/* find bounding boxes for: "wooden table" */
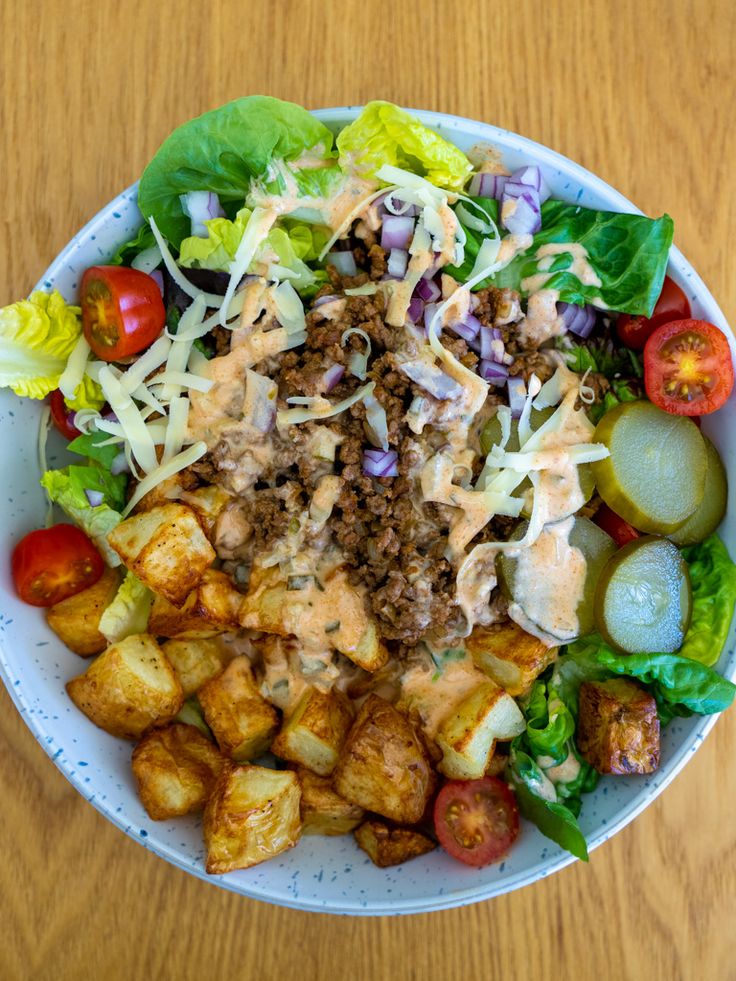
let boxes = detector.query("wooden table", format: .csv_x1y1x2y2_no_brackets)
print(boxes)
2,1,735,978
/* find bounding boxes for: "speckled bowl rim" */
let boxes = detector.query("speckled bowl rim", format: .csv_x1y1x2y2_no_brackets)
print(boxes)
1,106,734,915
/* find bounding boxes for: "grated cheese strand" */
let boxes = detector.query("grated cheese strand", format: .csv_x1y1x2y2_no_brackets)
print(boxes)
58,335,93,402
97,365,158,473
122,441,208,516
219,207,277,327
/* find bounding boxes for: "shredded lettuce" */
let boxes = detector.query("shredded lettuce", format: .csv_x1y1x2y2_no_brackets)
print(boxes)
0,291,104,408
677,536,736,667
99,571,154,643
40,468,121,565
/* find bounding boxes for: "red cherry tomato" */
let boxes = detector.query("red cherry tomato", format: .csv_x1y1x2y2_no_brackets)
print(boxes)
11,525,104,607
81,265,165,361
643,318,734,416
616,276,691,351
434,777,520,867
49,389,81,441
594,503,640,547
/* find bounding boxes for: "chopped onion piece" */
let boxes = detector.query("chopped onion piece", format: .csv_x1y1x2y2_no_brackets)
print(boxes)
381,216,415,251
415,277,441,303
469,173,507,199
84,489,105,508
131,244,163,275
314,293,340,307
558,301,596,338
243,369,277,433
110,450,130,476
479,360,509,385
507,376,527,418
399,360,462,400
510,166,551,204
363,448,398,478
387,248,408,279
326,251,357,277
363,392,389,451
180,191,225,237
321,363,345,393
407,296,424,324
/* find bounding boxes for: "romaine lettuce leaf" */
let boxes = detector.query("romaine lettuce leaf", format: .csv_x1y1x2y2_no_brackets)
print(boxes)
40,469,122,565
66,429,128,511
138,96,335,246
99,571,153,643
680,535,736,667
0,290,104,407
336,101,472,190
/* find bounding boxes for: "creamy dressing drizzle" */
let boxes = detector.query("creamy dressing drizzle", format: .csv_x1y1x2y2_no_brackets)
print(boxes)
399,654,489,740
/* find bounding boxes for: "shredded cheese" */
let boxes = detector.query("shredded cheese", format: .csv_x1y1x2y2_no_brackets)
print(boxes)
149,217,224,308
219,207,278,327
277,381,375,427
272,281,306,334
58,335,93,402
97,365,158,473
122,441,208,516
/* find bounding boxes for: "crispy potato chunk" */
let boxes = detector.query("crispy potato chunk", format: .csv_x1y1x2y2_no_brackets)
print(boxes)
577,679,660,775
436,680,525,780
354,819,436,867
467,621,558,697
179,486,232,540
45,567,121,657
333,695,434,824
161,637,231,698
132,722,226,819
198,655,279,761
271,687,354,776
297,767,364,836
66,633,183,739
107,503,215,607
149,569,242,638
204,764,301,873
133,471,199,513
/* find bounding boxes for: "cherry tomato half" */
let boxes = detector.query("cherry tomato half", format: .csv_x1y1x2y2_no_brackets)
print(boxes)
81,265,165,361
644,318,734,416
594,503,640,547
616,276,691,351
434,777,520,867
49,389,82,441
11,525,104,607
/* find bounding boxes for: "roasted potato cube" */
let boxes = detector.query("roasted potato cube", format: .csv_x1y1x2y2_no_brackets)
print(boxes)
354,819,436,867
45,567,121,657
107,503,215,606
467,621,558,697
131,722,226,819
198,655,279,760
66,633,183,739
333,694,434,824
297,767,364,835
161,637,231,697
436,680,525,780
180,486,232,539
271,687,354,776
203,764,301,873
149,569,242,639
133,471,199,513
577,679,660,775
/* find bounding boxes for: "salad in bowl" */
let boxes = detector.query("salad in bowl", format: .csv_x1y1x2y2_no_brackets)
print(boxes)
2,97,735,888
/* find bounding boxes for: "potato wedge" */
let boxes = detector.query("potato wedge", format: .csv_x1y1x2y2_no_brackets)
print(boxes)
179,485,232,540
161,637,231,698
297,768,364,836
131,722,226,819
148,569,242,638
354,819,436,867
436,680,525,780
46,567,121,657
333,695,433,824
577,678,660,775
107,503,215,606
204,764,301,873
66,633,183,739
271,687,354,776
467,621,558,697
198,655,279,761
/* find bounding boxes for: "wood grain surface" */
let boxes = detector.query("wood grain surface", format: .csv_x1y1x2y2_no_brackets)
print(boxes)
2,1,735,979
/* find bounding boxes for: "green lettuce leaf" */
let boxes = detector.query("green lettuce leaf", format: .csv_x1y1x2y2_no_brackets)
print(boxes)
0,290,104,407
521,679,575,765
336,101,472,190
138,96,335,246
110,223,156,266
175,697,214,739
40,469,122,565
680,535,736,667
448,200,674,316
98,571,154,643
65,429,128,511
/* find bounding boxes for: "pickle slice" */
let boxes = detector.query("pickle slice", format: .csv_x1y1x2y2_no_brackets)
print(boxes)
595,536,692,653
668,436,727,546
497,516,616,642
592,401,707,534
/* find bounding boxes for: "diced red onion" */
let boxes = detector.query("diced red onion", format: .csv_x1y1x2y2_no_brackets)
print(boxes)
84,489,105,508
507,377,528,418
407,297,424,324
381,215,415,251
363,448,399,478
387,248,408,279
326,251,357,277
469,173,507,199
501,189,542,235
479,327,494,361
490,338,506,364
149,269,164,294
399,360,462,400
321,363,345,393
384,193,419,218
479,360,510,385
244,371,277,434
510,166,551,204
423,303,439,333
415,277,441,303
110,451,130,476
558,302,597,338
180,191,225,237
314,293,340,308
448,314,481,344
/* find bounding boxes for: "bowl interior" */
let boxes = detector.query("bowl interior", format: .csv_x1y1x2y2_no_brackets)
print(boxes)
1,108,734,914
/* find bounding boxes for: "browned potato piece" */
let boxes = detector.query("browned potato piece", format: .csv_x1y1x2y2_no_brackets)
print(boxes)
107,503,215,607
133,471,200,513
66,633,183,739
354,819,436,867
333,695,434,824
198,656,279,761
179,486,232,540
161,637,231,697
577,679,660,775
436,680,525,780
271,687,354,776
148,569,242,638
204,764,301,873
297,767,364,836
467,621,558,697
45,567,121,657
132,722,226,819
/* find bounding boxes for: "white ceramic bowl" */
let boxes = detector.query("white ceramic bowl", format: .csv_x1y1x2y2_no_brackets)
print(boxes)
1,108,734,915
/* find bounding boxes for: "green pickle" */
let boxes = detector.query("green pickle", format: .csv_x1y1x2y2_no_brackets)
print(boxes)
591,401,707,534
595,536,692,654
668,436,727,546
